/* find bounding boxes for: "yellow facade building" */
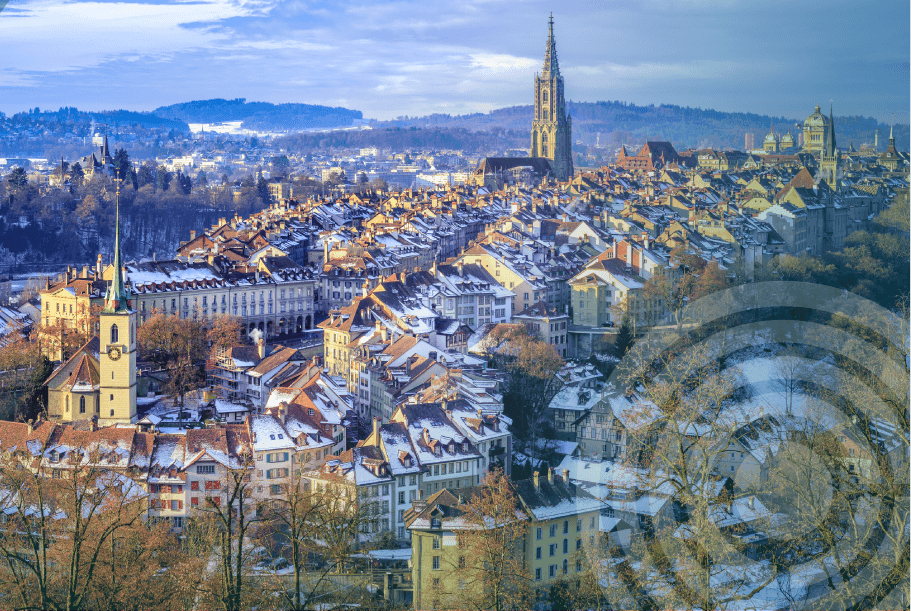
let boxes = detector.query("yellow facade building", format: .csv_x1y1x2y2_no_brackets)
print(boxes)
45,191,137,426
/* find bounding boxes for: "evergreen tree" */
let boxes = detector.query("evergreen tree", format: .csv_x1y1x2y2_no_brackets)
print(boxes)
112,148,132,180
6,166,27,190
256,175,271,205
20,355,52,421
70,162,84,183
156,166,172,191
614,315,634,357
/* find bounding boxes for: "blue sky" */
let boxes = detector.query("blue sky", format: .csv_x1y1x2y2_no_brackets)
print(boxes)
0,0,907,123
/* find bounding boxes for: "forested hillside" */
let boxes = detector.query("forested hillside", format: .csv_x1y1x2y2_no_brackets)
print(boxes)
152,99,363,131
0,169,262,272
376,101,909,152
273,126,526,153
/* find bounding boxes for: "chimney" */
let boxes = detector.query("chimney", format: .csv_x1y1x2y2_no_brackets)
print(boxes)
372,416,380,440
190,230,196,241
257,338,266,360
456,261,463,276
547,467,554,485
748,496,755,510
533,470,540,489
26,419,33,435
562,468,569,483
641,231,649,250
81,265,89,278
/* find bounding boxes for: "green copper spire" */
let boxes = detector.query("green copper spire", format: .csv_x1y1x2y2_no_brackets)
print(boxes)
543,13,560,76
825,104,837,156
104,172,131,312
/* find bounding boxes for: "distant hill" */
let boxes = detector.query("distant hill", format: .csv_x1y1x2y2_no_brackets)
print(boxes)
12,107,189,131
151,98,363,132
273,126,525,154
375,101,909,152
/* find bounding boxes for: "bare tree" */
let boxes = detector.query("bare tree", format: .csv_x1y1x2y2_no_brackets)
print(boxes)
451,468,531,611
256,470,385,611
0,448,150,611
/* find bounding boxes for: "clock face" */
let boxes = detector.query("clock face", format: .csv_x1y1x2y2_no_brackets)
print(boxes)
108,346,121,361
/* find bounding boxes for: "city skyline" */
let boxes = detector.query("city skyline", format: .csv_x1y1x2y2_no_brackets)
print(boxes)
0,1,908,124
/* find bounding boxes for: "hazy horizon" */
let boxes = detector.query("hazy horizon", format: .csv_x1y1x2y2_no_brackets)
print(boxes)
0,0,908,124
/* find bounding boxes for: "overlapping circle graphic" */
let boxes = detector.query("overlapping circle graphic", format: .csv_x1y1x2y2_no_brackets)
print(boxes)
575,282,908,611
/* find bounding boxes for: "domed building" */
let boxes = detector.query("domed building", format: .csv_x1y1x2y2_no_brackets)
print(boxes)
780,127,796,151
763,124,779,153
803,104,829,153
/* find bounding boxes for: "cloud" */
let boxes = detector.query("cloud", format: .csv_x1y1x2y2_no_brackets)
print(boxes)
0,0,906,123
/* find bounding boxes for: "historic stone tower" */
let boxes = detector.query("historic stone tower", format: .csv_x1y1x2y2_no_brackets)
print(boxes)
819,105,840,190
530,14,574,181
98,181,137,426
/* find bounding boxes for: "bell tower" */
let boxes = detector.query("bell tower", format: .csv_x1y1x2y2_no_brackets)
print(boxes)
98,175,137,425
530,14,573,181
819,105,840,190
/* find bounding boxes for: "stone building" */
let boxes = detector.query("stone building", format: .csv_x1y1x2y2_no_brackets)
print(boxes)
530,14,574,181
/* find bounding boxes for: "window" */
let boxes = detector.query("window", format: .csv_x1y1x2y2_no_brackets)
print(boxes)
549,564,557,578
432,536,440,549
576,519,582,532
110,324,118,344
549,544,556,556
535,567,542,581
432,556,440,570
197,465,214,474
79,396,86,414
563,520,569,534
549,524,557,538
563,538,569,554
563,559,568,575
191,497,199,506
458,556,465,568
399,491,406,504
191,481,199,491
536,546,542,559
577,538,582,551
536,527,542,540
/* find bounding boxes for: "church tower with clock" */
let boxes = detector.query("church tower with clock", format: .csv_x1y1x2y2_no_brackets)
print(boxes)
530,14,574,181
98,181,137,425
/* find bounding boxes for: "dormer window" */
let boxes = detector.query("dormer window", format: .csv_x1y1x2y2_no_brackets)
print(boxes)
431,517,441,529
278,434,284,439
308,409,314,416
270,434,276,440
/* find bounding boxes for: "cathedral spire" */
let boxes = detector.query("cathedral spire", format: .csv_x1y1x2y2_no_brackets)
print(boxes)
825,104,836,156
104,172,131,312
543,13,559,76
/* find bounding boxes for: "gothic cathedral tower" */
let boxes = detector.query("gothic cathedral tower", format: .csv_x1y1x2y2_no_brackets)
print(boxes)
819,105,840,190
98,180,137,425
530,14,573,181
